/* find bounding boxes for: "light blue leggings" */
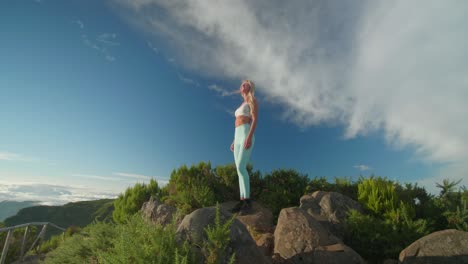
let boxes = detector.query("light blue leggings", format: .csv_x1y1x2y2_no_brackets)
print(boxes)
233,123,255,199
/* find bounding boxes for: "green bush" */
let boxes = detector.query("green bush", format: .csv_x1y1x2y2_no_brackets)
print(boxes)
357,176,398,216
258,168,308,219
43,205,237,264
203,203,236,264
113,178,161,223
164,162,218,214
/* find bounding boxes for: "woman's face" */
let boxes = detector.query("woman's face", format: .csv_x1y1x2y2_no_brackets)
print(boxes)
240,82,251,95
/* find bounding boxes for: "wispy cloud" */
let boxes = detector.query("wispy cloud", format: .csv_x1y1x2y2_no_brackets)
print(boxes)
81,33,118,62
208,84,238,97
178,73,200,87
97,33,120,46
113,172,169,185
147,41,159,53
113,172,152,180
72,173,122,182
0,151,37,162
112,0,468,193
354,164,372,171
74,20,84,29
73,20,119,62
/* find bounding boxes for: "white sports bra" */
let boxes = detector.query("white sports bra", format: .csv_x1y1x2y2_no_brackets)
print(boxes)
235,102,251,117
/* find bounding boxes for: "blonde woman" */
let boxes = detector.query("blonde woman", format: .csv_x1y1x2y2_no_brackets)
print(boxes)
230,80,258,215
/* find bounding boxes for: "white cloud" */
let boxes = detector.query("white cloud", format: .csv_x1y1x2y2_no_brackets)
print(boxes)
72,173,122,181
208,84,238,97
74,20,84,29
113,172,169,186
112,0,468,193
0,182,119,206
177,73,199,87
354,165,372,171
0,151,37,162
147,41,159,53
97,33,120,46
81,32,119,62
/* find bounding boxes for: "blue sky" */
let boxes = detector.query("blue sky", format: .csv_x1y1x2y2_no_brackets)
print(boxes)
1,0,466,205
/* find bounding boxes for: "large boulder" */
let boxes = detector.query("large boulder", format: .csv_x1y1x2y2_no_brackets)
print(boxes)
274,207,364,264
399,229,468,264
140,196,179,226
176,206,270,264
220,200,275,233
299,191,363,239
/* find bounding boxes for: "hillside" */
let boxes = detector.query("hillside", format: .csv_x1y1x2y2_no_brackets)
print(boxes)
0,200,42,221
3,198,115,239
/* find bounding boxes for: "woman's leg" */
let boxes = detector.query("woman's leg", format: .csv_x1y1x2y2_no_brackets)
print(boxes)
234,124,255,199
233,136,245,199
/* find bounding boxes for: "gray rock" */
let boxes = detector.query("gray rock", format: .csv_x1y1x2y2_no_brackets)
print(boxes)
176,206,270,264
221,200,275,233
274,207,335,259
399,229,468,264
140,196,179,226
300,191,363,239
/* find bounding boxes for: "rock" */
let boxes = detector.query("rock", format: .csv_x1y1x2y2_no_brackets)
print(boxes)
176,206,270,264
274,207,336,259
256,233,275,257
288,243,365,264
140,196,179,226
220,200,275,233
399,229,468,264
382,259,399,264
300,191,363,239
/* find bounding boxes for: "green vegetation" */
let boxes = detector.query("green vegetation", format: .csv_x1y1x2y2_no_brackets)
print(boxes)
40,204,234,264
3,199,114,241
113,178,161,223
1,161,466,264
0,200,41,222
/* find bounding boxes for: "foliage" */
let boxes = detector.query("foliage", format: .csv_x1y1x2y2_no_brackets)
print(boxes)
357,176,398,216
203,203,236,264
42,205,237,264
113,178,161,223
4,199,115,240
0,225,39,264
163,162,218,214
258,168,308,219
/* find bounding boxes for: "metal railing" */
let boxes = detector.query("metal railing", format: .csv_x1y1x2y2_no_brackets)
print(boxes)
0,222,66,264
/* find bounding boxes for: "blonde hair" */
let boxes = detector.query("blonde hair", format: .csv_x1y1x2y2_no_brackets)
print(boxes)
241,80,256,117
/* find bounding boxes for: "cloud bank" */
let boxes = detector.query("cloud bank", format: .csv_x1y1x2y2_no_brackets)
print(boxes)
111,0,468,193
0,182,119,206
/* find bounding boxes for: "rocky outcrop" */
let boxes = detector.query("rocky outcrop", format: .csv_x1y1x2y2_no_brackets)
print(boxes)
274,207,364,264
176,206,270,264
399,229,468,264
221,200,274,233
300,191,363,239
140,196,179,226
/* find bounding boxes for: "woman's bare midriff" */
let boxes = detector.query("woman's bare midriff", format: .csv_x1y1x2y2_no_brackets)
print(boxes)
235,116,252,127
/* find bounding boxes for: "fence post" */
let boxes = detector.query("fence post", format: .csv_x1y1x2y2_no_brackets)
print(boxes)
0,230,13,264
20,225,30,261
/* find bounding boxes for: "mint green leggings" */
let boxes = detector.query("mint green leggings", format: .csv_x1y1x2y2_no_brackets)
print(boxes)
233,123,255,199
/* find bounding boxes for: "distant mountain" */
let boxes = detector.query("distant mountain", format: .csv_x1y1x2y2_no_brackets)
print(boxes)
0,200,42,221
3,198,116,239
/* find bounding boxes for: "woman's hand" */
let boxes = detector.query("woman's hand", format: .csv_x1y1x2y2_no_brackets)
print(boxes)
244,136,252,149
230,142,234,152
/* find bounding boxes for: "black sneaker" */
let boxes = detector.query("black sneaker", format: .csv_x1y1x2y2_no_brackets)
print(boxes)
230,200,245,213
238,199,253,216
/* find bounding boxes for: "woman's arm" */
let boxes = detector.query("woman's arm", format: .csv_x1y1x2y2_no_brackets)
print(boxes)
247,98,258,139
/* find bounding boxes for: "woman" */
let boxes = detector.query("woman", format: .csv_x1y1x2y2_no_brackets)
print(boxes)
230,80,258,215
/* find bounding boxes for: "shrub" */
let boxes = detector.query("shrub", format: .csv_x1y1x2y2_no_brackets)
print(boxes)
258,168,308,219
112,178,161,223
357,176,398,216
